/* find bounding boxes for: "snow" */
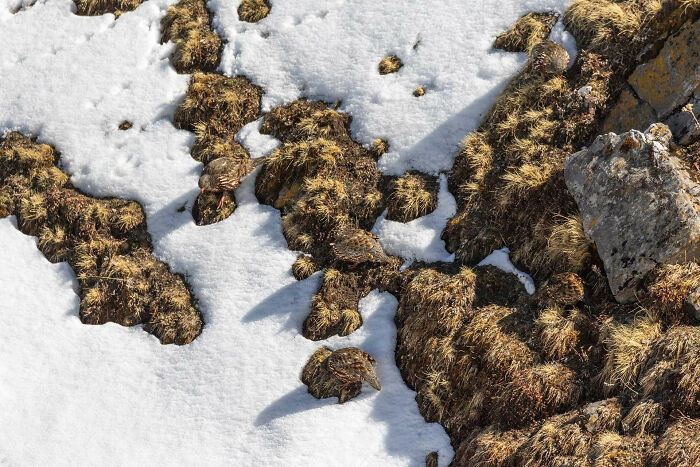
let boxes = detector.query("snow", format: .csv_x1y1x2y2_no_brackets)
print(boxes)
478,247,536,294
372,174,456,263
210,0,576,176
0,0,574,464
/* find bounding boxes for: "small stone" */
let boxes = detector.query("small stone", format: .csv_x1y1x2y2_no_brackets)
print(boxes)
413,86,425,97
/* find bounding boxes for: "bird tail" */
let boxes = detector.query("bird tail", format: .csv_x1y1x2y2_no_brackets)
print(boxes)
364,369,381,391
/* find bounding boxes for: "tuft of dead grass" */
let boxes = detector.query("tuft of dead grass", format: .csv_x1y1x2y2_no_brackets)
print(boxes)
378,55,403,75
597,316,662,395
545,214,592,273
161,0,221,73
237,0,270,22
493,12,559,52
386,172,438,222
292,254,318,280
652,417,700,466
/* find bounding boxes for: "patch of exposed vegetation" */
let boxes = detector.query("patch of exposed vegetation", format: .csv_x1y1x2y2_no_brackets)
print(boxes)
378,55,403,75
237,0,270,23
161,0,222,73
174,72,262,224
493,12,559,52
0,132,203,344
73,0,141,17
385,172,438,223
253,100,406,338
397,1,700,462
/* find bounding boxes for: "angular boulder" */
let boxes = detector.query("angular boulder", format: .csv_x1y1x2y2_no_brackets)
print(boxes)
564,123,700,302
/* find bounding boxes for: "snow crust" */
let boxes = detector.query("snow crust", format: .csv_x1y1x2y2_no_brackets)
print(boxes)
0,0,574,463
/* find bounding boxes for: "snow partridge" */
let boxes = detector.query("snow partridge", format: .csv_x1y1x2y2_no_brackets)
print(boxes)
528,40,569,78
198,156,265,209
534,272,585,306
331,228,391,265
326,347,381,391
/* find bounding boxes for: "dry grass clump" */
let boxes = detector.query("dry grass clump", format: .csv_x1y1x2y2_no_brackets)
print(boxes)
378,55,403,75
394,265,584,435
545,214,592,273
173,72,262,225
161,0,221,73
302,262,399,340
370,138,389,159
237,0,269,22
638,326,700,415
0,133,203,344
73,0,140,16
597,316,662,395
453,426,529,466
564,0,641,52
644,262,700,323
536,306,586,360
301,347,362,404
175,72,262,145
292,254,318,280
651,417,700,466
621,399,665,435
498,363,581,426
493,12,559,52
413,86,425,97
255,100,385,267
386,172,438,222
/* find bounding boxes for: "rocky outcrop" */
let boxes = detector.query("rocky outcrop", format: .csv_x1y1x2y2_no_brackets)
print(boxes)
564,123,700,302
603,19,700,145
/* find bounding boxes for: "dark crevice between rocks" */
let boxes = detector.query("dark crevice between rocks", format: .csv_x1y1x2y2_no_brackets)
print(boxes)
0,132,203,344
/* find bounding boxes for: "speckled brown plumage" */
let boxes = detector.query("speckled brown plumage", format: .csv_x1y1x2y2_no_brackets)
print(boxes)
326,347,381,391
528,40,569,78
534,272,585,306
331,228,391,265
198,156,264,208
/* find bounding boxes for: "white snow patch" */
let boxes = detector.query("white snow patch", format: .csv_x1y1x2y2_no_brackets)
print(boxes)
210,0,574,176
236,117,281,159
478,247,536,294
372,174,455,263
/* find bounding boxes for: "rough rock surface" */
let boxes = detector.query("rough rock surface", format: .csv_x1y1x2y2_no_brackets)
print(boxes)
603,19,700,144
628,19,699,119
564,123,700,302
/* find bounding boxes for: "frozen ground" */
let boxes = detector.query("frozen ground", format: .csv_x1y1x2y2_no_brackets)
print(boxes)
0,0,572,465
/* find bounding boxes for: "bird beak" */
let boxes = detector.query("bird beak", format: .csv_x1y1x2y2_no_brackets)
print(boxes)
200,188,205,194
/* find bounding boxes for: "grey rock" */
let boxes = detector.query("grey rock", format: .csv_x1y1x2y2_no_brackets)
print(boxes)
628,19,700,119
564,123,700,303
665,94,700,145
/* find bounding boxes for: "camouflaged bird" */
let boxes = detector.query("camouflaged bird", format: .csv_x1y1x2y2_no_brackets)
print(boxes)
533,272,585,307
331,228,391,265
528,40,569,78
198,156,265,209
326,347,381,392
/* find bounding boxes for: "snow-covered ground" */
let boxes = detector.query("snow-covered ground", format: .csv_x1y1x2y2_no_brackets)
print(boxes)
0,0,573,464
